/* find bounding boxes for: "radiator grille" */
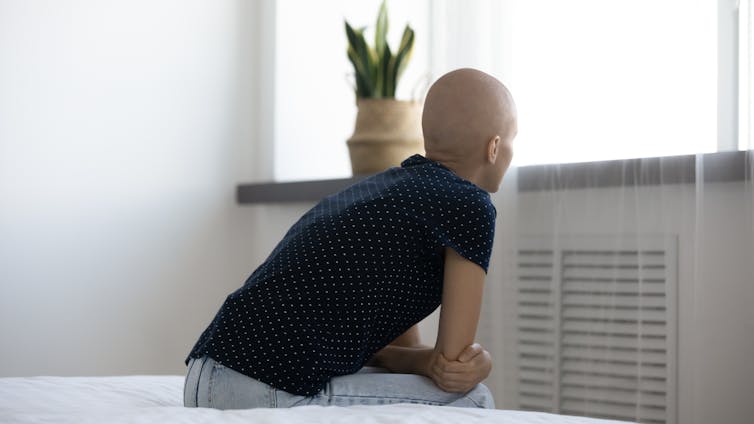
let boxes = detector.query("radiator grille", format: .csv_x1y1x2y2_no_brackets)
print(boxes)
516,235,677,424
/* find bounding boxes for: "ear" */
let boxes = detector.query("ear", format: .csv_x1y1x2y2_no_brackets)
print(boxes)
487,135,501,164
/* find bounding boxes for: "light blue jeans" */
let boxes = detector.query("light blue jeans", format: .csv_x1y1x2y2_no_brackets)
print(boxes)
184,355,495,409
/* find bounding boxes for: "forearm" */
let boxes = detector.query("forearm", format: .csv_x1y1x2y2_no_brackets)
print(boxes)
367,344,433,376
435,248,485,361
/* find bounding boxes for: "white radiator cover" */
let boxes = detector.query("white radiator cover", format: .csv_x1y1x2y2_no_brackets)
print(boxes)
515,235,678,424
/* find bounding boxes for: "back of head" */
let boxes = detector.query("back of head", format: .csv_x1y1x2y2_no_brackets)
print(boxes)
422,68,516,163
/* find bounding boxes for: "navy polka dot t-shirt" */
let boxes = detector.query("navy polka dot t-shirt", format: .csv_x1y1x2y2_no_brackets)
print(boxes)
184,154,497,396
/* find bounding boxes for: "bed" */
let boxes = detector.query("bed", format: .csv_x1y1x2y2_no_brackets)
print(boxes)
0,375,633,424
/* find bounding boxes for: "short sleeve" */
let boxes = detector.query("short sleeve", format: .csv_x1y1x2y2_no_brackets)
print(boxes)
432,187,497,273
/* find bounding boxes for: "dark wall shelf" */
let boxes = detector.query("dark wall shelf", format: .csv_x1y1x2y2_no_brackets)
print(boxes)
237,150,752,204
237,175,369,204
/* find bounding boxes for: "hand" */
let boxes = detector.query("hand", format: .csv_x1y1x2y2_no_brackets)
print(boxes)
426,343,492,393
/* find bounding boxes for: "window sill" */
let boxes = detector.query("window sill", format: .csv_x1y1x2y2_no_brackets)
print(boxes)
237,150,752,204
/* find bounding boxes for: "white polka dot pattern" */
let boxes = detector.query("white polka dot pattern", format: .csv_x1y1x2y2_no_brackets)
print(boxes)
184,154,497,396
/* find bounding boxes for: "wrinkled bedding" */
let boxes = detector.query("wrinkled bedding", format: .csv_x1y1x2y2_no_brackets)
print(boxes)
0,375,632,424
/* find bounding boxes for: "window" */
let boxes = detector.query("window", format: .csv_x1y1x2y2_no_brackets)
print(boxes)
506,0,717,166
269,0,749,180
740,0,753,150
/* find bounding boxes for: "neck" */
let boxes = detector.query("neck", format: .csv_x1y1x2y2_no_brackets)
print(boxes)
427,154,484,189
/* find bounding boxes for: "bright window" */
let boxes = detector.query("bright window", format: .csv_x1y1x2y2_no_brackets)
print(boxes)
507,0,718,166
740,0,753,150
271,1,743,179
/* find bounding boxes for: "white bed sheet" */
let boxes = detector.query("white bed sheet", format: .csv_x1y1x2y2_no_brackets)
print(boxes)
0,375,633,424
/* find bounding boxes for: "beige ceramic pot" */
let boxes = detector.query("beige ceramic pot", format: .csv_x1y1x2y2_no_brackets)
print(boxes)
346,98,425,175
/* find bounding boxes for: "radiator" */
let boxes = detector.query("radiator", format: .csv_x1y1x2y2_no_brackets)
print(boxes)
514,235,678,424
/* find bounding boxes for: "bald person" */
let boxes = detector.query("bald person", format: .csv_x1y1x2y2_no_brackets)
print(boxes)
183,68,518,410
423,68,517,193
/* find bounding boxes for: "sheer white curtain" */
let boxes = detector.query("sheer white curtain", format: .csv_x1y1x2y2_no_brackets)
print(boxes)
483,150,754,423
434,1,754,423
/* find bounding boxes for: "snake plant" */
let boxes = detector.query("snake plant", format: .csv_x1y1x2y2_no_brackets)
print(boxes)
345,0,415,99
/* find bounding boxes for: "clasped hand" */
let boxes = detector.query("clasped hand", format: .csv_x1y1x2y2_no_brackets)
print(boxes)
425,343,492,393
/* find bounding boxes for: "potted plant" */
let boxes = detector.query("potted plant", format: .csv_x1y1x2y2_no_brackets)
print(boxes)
345,0,424,175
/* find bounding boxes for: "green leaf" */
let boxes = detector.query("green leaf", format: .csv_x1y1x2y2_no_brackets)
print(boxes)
375,0,388,58
344,2,413,99
389,25,414,97
347,45,370,96
381,43,393,97
347,48,370,97
368,45,379,97
345,21,374,97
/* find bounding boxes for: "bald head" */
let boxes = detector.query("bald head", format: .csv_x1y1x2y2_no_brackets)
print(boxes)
422,68,516,162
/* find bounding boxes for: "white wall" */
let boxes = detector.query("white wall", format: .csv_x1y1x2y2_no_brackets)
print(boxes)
0,0,438,379
0,0,268,376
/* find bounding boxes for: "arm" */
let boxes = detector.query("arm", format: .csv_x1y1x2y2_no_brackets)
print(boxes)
365,248,492,389
425,247,493,392
388,324,428,348
381,245,486,358
364,324,432,372
365,336,492,390
434,247,486,360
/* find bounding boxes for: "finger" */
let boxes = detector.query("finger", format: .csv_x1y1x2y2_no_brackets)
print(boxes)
436,363,467,375
433,364,468,381
439,359,476,374
434,378,456,393
436,380,461,393
440,377,477,394
437,375,473,389
457,343,482,363
468,350,489,367
445,382,472,394
435,355,467,374
472,350,493,374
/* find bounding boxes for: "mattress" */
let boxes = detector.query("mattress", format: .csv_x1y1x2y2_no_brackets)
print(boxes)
0,375,633,424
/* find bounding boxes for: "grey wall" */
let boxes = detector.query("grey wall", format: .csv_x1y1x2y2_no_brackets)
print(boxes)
484,179,754,423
